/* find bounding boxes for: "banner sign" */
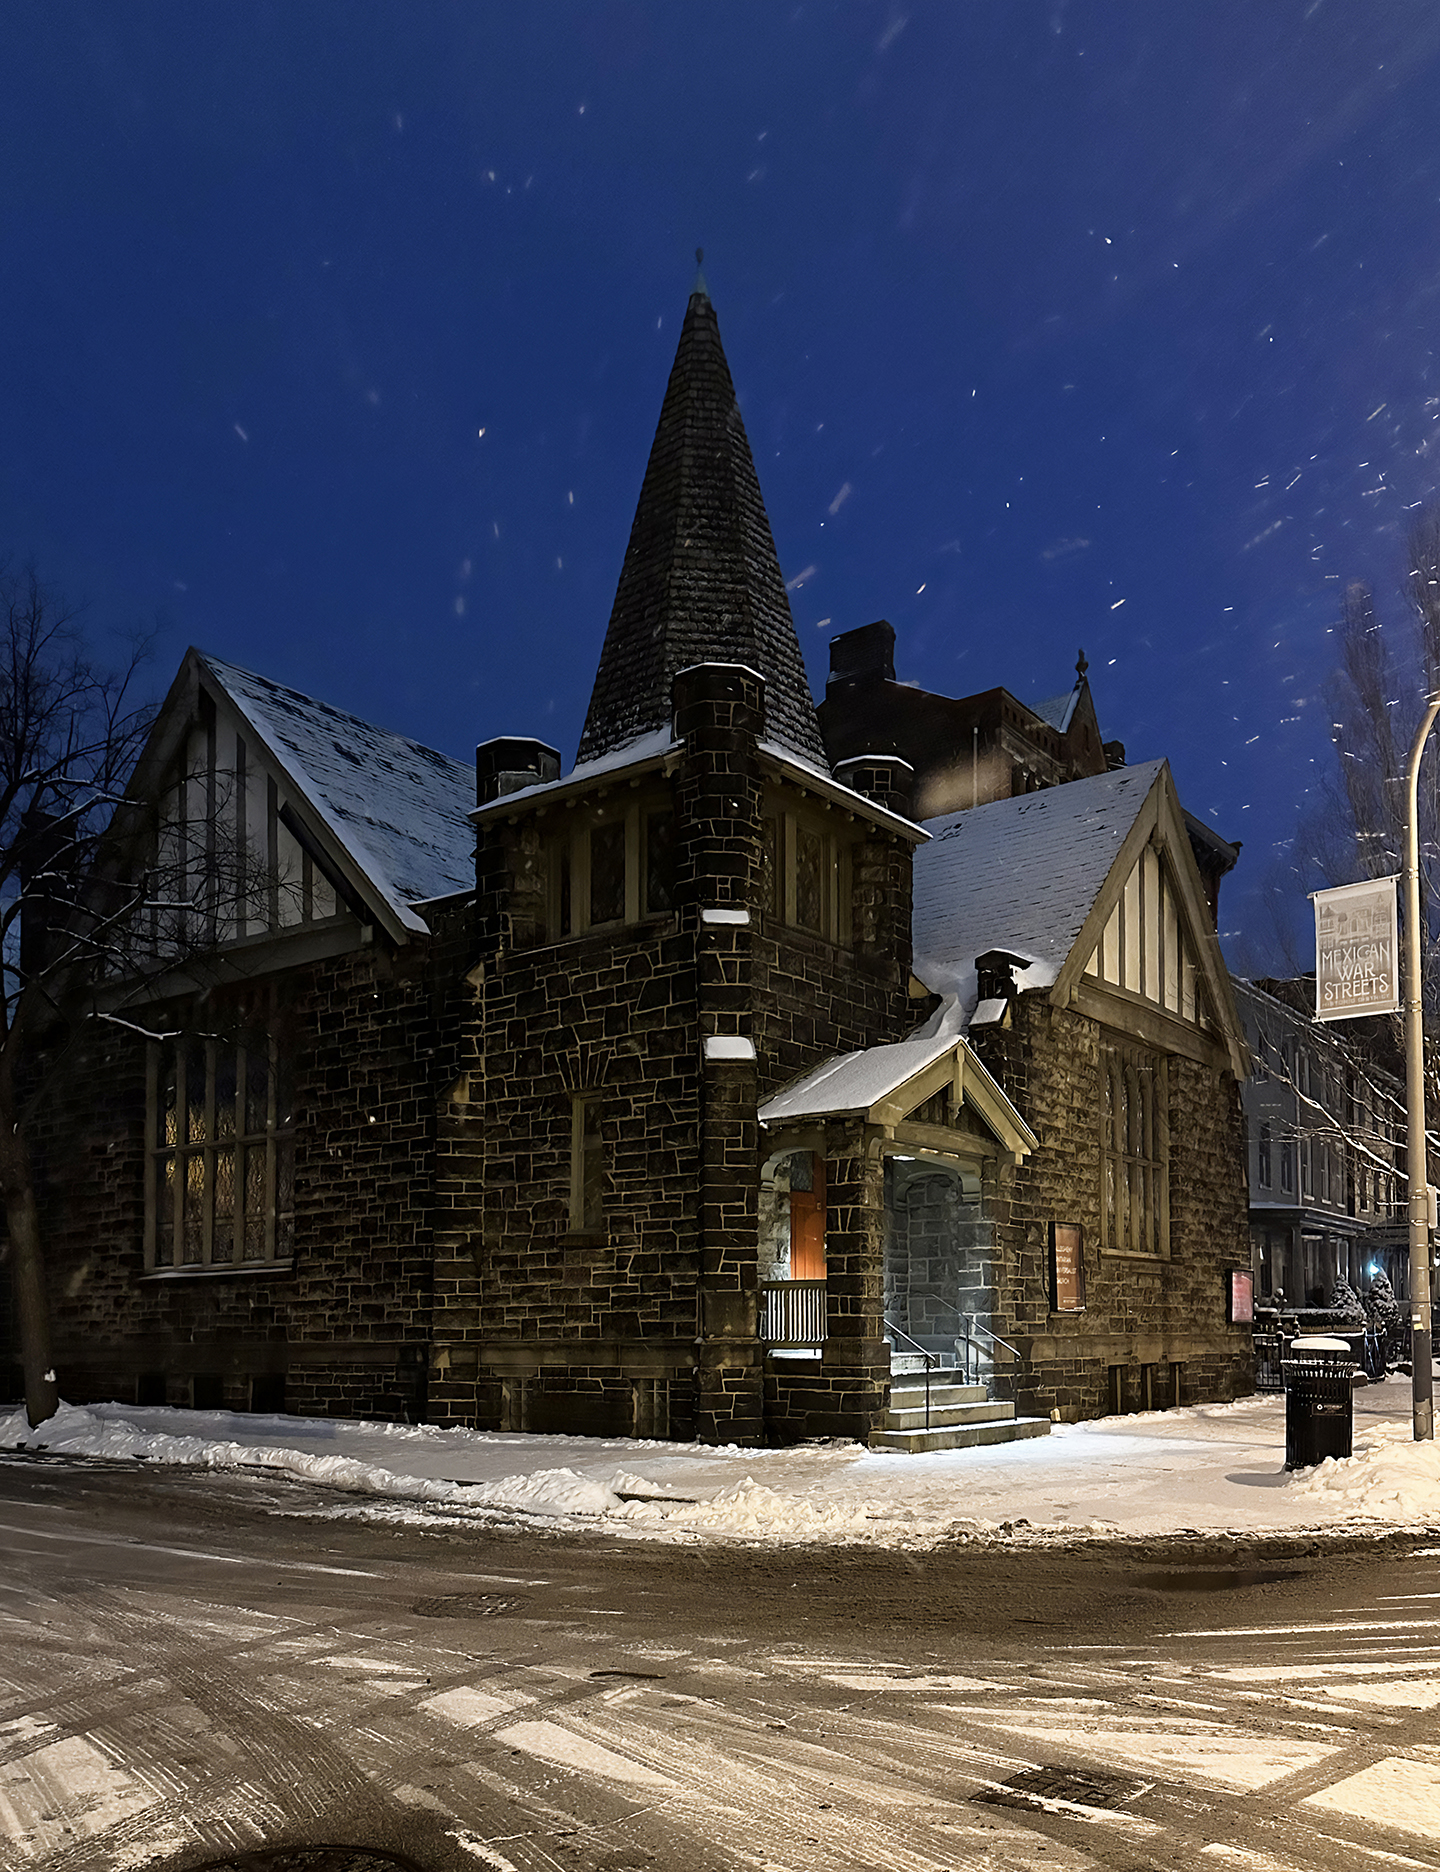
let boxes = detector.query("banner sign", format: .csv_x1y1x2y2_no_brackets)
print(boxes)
1313,877,1400,1021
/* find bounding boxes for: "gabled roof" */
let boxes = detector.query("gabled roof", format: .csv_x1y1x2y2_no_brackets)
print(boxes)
912,759,1167,1007
757,1006,1037,1162
199,653,474,934
575,285,829,772
1032,683,1081,733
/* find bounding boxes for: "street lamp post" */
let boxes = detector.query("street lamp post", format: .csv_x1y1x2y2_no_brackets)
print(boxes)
1402,696,1440,1442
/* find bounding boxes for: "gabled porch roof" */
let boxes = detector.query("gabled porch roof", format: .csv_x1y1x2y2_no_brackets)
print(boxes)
757,1011,1037,1164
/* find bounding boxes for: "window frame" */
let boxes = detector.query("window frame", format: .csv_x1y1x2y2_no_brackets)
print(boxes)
568,1092,605,1234
763,799,853,946
542,796,676,944
144,1022,295,1273
1099,1040,1170,1257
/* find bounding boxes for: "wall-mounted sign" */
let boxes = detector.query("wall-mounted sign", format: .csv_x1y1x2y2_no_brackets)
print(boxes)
1313,876,1399,1021
1050,1222,1085,1313
1228,1268,1255,1325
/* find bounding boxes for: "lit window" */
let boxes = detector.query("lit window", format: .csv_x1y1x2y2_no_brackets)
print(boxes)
147,1023,294,1270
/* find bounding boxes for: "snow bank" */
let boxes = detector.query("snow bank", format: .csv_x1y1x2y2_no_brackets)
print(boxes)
0,1400,631,1521
5,1381,1440,1548
1288,1417,1440,1522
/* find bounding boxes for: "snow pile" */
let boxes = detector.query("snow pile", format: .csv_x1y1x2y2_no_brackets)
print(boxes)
6,1380,1440,1547
1288,1417,1440,1522
0,1400,630,1521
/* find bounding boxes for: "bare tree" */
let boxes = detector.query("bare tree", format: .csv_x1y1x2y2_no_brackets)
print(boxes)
0,566,305,1428
1303,515,1440,1005
0,565,160,1426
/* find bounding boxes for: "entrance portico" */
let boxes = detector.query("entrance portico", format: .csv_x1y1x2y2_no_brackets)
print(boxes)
756,1017,1036,1441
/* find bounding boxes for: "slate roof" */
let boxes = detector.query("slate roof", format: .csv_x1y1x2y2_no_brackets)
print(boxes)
201,653,475,932
575,287,829,771
911,758,1167,1013
1032,684,1081,733
758,1024,959,1123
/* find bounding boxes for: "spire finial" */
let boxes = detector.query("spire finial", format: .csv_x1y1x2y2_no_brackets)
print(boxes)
692,246,709,300
1076,647,1089,681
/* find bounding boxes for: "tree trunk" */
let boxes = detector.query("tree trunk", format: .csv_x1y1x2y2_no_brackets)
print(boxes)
0,1118,59,1428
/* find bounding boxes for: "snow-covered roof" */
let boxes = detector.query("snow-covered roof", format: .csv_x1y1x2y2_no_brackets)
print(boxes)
201,654,475,932
1032,685,1081,733
912,759,1166,1014
759,1028,958,1124
758,996,1038,1155
473,724,676,818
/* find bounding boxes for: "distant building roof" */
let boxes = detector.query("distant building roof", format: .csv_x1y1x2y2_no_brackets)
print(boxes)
202,653,474,930
912,758,1167,1012
575,284,829,772
1031,684,1081,733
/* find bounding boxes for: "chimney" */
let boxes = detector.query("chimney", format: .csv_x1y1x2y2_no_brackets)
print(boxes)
475,737,561,806
827,620,896,688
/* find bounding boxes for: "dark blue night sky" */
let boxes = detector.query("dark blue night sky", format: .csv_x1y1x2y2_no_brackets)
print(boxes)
6,2,1440,965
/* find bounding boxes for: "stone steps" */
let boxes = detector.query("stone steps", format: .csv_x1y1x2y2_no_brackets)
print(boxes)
870,1415,1052,1454
872,1368,1052,1454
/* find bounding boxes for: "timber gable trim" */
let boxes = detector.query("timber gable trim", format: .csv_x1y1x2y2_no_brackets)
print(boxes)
1048,763,1246,1079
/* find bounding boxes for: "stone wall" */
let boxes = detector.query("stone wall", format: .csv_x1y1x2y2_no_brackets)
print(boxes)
884,1160,995,1353
434,667,917,1446
970,995,1254,1420
4,908,468,1421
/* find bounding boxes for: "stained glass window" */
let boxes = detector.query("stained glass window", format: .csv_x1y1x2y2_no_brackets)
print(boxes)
148,1021,295,1270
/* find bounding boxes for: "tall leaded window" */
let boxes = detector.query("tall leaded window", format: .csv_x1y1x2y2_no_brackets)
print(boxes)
147,1027,294,1269
1259,1123,1272,1188
1100,1043,1168,1256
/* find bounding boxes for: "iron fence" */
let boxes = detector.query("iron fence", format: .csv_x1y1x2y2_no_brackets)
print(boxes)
759,1279,827,1348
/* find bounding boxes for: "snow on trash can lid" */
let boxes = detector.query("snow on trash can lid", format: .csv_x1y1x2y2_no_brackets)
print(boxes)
1289,1335,1352,1353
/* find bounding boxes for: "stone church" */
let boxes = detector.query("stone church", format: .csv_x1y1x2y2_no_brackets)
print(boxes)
3,278,1254,1443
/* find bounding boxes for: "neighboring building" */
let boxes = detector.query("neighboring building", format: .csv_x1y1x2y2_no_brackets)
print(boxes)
1234,976,1410,1308
818,620,1113,818
817,618,1242,924
4,276,1256,1439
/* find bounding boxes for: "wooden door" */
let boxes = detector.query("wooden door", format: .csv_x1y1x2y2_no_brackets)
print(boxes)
790,1153,827,1279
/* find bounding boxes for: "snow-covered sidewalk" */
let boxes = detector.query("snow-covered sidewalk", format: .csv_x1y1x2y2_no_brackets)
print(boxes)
6,1378,1440,1548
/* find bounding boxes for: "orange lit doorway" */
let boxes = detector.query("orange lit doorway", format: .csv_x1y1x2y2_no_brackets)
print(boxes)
790,1152,826,1280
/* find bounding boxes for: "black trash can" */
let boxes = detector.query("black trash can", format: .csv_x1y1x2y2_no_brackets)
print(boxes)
1283,1334,1356,1470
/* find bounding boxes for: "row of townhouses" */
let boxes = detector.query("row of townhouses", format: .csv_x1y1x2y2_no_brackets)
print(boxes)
1234,977,1412,1309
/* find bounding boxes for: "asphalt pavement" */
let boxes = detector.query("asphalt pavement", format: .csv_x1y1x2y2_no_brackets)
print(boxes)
2,1454,1439,1872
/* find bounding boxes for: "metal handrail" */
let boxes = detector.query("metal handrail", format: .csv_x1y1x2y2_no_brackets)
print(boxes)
922,1296,1022,1400
884,1317,939,1430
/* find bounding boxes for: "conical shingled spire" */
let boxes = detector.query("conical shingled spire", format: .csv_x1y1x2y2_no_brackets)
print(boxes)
575,287,829,769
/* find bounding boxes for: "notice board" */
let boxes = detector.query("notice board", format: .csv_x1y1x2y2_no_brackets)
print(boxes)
1049,1222,1085,1313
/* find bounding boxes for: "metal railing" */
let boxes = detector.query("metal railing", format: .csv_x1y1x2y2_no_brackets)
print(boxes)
883,1318,940,1429
758,1279,827,1348
1253,1314,1390,1391
954,1311,1022,1402
909,1294,1022,1402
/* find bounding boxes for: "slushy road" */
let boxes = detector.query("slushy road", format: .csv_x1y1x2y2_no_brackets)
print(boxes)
2,1456,1438,1872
